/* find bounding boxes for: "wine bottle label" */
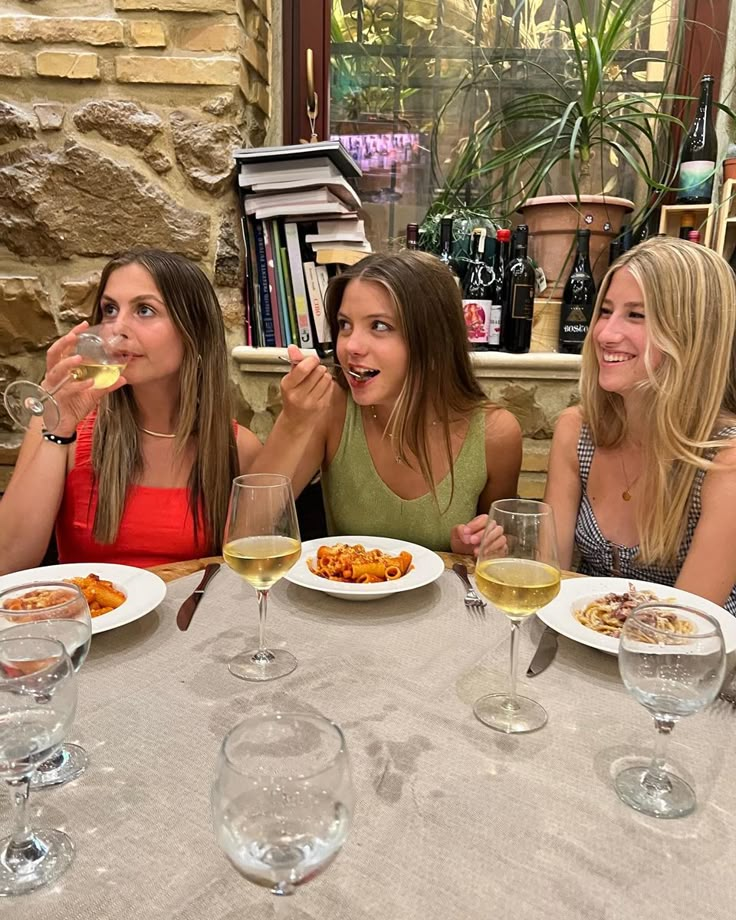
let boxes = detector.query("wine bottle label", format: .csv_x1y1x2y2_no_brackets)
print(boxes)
534,264,547,294
511,284,534,321
489,303,502,347
462,299,492,344
677,160,715,201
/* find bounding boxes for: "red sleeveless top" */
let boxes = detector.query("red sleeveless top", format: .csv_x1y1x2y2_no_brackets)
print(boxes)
56,414,215,567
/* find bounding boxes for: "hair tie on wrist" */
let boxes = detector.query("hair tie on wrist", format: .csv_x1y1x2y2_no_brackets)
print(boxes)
42,430,77,445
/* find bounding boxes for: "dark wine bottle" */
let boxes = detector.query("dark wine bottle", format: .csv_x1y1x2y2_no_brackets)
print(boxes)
558,230,596,355
491,229,511,351
609,236,621,267
677,75,717,204
406,223,419,250
462,229,496,350
501,225,535,354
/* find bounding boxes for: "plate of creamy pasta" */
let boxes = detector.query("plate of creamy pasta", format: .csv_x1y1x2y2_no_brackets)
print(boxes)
536,576,736,655
283,536,445,600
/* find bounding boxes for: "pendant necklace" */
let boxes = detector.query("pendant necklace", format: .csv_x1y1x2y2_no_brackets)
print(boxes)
369,406,437,465
620,455,640,502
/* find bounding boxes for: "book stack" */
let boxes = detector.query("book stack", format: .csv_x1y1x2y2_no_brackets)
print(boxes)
234,141,371,353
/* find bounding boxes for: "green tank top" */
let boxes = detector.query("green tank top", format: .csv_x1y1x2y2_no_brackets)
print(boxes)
321,397,488,551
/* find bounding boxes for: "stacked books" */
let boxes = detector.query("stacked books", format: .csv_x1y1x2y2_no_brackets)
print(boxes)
234,141,371,353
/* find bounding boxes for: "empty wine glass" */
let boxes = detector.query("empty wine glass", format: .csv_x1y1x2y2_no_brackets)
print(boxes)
0,582,92,787
223,474,301,681
211,712,354,897
3,324,126,431
616,603,725,818
0,635,78,896
473,499,561,733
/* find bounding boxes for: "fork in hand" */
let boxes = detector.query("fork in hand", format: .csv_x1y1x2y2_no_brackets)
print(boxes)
452,563,486,618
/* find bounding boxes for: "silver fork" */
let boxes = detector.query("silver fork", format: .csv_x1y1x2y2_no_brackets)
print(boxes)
452,563,486,618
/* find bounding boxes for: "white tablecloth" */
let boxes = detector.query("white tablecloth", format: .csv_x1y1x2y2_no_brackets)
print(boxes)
6,567,736,919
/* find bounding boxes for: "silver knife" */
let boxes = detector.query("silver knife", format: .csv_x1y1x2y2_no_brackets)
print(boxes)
526,626,559,677
176,563,221,631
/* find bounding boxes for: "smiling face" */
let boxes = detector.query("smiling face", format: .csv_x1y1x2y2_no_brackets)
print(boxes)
593,267,662,397
98,262,185,387
335,278,409,408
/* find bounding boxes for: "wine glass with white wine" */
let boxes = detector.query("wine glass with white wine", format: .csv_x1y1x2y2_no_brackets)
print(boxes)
473,499,561,733
3,324,126,431
222,474,301,681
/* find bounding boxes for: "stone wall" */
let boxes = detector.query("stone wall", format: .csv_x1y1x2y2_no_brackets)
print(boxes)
0,0,272,487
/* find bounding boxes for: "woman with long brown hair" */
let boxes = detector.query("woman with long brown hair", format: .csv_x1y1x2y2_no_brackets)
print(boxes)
0,248,261,572
545,236,736,611
252,250,521,553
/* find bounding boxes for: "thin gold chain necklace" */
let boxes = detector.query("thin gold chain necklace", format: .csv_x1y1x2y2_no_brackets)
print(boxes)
138,426,176,439
620,454,641,502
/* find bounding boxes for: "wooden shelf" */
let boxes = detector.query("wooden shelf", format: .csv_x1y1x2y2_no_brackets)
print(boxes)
658,202,715,247
714,179,736,260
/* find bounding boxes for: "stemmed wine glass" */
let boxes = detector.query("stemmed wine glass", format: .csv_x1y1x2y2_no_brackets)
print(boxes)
0,635,78,896
473,499,561,733
0,582,92,787
223,474,301,681
616,603,725,819
3,324,126,431
211,712,354,897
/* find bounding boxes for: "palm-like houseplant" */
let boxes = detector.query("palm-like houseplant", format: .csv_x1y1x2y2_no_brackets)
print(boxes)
424,0,708,289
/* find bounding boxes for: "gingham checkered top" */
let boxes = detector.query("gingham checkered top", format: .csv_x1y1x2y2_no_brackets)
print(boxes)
574,422,736,615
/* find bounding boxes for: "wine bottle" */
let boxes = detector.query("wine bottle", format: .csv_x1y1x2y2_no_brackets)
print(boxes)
558,230,596,355
406,223,419,250
609,236,621,267
462,229,495,350
677,75,717,204
438,217,460,285
501,225,535,354
492,229,511,351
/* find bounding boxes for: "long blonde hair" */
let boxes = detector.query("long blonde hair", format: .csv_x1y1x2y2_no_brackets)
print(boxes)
580,236,736,564
324,251,488,502
90,249,239,550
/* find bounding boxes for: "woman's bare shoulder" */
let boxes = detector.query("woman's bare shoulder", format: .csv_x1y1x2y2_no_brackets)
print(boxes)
236,424,263,473
483,405,522,444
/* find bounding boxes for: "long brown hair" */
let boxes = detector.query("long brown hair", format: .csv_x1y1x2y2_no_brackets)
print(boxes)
324,251,487,501
90,248,239,550
580,236,736,564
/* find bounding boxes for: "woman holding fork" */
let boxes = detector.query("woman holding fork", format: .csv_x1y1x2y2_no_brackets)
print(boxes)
0,248,261,573
251,250,522,553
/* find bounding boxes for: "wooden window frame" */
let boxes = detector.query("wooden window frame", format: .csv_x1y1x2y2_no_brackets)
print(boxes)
282,0,331,145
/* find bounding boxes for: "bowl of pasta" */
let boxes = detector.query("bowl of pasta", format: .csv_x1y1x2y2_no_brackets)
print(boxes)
283,536,445,601
536,576,736,655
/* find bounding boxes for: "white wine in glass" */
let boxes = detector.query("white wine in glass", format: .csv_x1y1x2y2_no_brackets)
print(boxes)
223,474,301,681
473,499,561,733
3,324,126,432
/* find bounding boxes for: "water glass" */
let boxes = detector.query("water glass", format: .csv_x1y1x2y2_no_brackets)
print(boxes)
0,581,92,787
616,603,725,818
0,636,78,896
212,712,354,896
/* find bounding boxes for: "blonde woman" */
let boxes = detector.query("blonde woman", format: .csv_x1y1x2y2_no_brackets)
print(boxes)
545,236,736,612
0,249,261,573
251,251,522,553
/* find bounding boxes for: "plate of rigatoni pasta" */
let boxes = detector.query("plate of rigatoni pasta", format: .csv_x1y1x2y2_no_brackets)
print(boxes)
283,536,445,600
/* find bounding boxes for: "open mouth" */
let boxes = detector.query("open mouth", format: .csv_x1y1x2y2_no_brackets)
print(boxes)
602,352,634,364
346,365,379,381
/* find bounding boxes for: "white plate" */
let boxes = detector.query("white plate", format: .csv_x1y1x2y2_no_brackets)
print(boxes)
537,575,736,655
0,563,167,635
283,535,445,601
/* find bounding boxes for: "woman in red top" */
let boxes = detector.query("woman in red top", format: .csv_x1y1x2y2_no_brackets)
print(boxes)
0,249,261,571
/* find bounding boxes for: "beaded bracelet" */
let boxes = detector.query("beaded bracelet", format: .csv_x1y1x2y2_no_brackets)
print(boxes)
42,430,77,445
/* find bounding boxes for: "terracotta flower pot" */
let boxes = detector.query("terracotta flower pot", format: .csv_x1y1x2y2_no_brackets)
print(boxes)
519,195,634,300
723,158,736,183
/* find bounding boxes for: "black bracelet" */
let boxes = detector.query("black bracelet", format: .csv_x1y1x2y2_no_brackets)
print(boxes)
42,430,77,445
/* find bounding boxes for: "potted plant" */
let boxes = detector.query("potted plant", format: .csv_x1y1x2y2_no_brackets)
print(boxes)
424,0,694,295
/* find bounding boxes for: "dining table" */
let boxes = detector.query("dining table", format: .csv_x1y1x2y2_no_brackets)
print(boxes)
6,552,736,920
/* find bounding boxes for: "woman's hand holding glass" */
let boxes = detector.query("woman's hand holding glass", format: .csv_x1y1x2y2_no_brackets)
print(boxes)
3,321,128,433
222,474,301,681
615,603,725,818
0,636,78,897
472,499,561,733
211,712,354,898
0,582,92,787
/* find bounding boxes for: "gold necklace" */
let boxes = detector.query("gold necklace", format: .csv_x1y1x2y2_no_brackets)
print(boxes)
620,454,641,502
368,406,437,465
138,426,176,439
